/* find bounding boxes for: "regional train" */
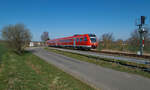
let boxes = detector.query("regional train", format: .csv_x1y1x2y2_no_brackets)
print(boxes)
46,34,98,50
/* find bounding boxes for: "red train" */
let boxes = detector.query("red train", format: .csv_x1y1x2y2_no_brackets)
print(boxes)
46,34,98,50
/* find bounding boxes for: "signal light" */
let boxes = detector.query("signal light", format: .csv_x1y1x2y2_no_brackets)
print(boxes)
141,16,145,25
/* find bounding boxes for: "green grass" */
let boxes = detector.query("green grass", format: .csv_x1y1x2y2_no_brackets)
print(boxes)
46,47,150,79
0,44,95,90
0,42,8,65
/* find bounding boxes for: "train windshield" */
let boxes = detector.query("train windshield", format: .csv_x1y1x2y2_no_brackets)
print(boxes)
88,34,97,43
90,37,96,43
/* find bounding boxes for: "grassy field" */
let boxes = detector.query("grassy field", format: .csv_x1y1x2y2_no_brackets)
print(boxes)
45,47,150,79
0,44,95,90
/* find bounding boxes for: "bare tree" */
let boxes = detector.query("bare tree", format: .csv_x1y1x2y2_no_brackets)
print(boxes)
101,33,114,49
41,32,50,42
127,28,150,52
127,30,140,48
1,23,32,54
115,39,124,51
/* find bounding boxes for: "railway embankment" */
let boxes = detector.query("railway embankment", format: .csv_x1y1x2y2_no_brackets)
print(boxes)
46,47,150,78
94,49,150,60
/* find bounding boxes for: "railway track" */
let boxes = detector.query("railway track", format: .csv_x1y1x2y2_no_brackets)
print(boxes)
48,47,150,64
92,50,150,60
57,47,150,60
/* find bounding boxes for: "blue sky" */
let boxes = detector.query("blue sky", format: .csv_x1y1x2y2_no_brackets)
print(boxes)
0,0,150,41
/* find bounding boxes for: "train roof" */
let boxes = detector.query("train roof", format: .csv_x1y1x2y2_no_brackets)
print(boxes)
47,34,96,41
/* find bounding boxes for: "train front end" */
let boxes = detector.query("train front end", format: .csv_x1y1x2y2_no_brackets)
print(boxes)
88,34,98,49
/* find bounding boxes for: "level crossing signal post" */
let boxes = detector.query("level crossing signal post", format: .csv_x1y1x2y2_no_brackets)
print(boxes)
136,16,147,56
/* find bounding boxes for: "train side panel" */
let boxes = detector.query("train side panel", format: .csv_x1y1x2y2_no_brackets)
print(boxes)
47,34,98,50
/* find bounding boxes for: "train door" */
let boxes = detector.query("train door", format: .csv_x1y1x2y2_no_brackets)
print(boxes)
73,38,76,48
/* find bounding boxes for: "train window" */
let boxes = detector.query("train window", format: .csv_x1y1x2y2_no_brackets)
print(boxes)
66,40,68,42
67,39,71,42
77,38,79,42
70,39,72,42
84,37,88,41
68,39,71,42
65,40,67,42
90,37,96,43
80,38,83,42
60,39,72,43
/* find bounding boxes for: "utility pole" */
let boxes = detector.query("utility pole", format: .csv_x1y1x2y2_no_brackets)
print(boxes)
136,16,147,56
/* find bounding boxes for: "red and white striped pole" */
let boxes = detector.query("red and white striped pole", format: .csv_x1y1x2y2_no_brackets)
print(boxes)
142,37,144,47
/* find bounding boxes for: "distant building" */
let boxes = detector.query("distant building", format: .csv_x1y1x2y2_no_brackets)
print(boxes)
29,41,45,47
29,42,34,47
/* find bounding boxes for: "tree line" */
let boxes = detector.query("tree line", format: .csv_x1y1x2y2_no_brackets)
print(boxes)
98,28,150,53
